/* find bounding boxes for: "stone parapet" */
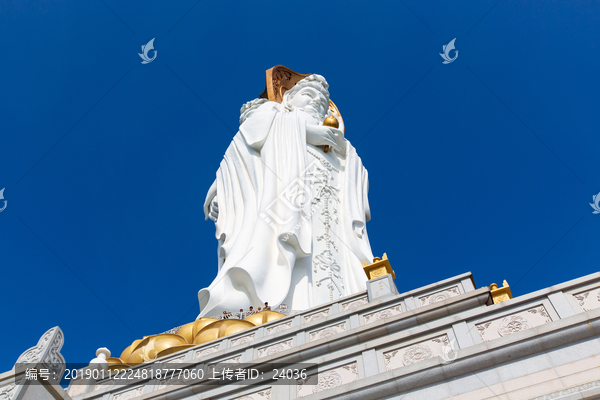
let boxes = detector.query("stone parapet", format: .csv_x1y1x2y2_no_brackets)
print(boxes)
7,270,599,400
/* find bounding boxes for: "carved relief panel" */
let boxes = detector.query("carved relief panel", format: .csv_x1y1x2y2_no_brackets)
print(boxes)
476,305,552,342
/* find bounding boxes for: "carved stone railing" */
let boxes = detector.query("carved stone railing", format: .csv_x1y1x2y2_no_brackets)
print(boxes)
161,309,299,335
211,308,298,321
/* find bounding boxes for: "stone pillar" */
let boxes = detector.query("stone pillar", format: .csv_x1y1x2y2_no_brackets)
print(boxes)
367,274,399,302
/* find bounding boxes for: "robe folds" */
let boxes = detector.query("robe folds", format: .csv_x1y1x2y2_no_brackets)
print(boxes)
198,101,374,317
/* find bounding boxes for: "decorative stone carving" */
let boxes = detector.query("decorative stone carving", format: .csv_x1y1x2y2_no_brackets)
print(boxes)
383,334,449,371
342,297,368,311
266,321,293,335
15,326,65,383
476,305,552,342
313,370,343,393
233,388,272,400
67,381,88,397
497,315,530,337
402,344,434,365
363,304,403,324
162,326,180,334
231,333,256,347
296,362,358,397
198,68,375,317
304,309,330,323
309,322,347,342
208,355,242,376
418,286,460,306
219,355,242,364
164,355,185,364
528,379,600,400
113,386,144,400
258,339,294,358
573,287,600,311
195,344,220,358
0,384,16,400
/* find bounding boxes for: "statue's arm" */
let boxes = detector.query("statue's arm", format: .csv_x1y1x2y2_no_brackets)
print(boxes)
204,180,218,221
305,124,344,153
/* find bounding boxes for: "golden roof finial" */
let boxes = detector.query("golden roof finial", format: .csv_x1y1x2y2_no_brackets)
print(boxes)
490,280,513,304
363,253,395,280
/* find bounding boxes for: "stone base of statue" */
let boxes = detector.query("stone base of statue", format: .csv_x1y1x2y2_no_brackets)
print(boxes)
4,271,600,400
2,270,594,400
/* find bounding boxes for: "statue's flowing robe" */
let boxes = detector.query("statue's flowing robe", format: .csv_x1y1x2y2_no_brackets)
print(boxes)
198,101,374,317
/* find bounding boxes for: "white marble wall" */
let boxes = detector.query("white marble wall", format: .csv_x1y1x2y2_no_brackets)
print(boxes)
58,272,600,400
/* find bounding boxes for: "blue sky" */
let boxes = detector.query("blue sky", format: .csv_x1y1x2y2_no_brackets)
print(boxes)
1,0,599,371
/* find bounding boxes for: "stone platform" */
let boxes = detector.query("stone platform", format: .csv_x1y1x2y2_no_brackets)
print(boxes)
3,271,600,400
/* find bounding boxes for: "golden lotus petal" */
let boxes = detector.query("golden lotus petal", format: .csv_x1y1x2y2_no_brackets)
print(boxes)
193,320,255,345
192,318,219,338
107,364,130,373
176,321,195,344
243,310,286,326
119,339,143,364
126,334,187,364
156,344,196,359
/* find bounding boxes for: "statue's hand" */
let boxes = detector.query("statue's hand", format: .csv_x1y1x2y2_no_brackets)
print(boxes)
306,125,343,153
208,196,219,222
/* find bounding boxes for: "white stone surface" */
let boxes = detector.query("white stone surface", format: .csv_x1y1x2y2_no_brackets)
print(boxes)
164,355,185,364
46,271,600,400
296,362,359,397
304,309,330,323
363,304,403,324
198,74,374,316
195,344,220,359
418,285,461,306
451,321,475,349
257,339,294,358
309,322,347,342
573,286,600,311
383,334,450,370
15,326,65,381
232,388,272,400
89,347,110,371
266,321,293,335
230,333,256,347
476,305,552,342
113,386,144,400
547,291,578,318
342,297,368,311
367,275,398,301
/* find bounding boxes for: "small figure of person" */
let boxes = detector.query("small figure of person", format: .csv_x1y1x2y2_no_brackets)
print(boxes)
264,302,271,311
237,309,244,319
248,306,254,315
222,311,230,319
258,307,262,311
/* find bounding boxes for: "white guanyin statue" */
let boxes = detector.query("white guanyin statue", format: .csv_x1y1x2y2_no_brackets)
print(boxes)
198,67,374,317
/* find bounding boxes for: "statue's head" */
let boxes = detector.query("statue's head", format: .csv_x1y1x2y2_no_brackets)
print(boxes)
283,74,330,122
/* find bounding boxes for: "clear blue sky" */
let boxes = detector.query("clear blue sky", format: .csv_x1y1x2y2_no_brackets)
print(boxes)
1,0,599,371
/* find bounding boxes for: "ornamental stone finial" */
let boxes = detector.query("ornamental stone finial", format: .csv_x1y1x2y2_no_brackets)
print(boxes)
15,326,65,385
490,280,513,304
89,347,110,371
